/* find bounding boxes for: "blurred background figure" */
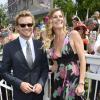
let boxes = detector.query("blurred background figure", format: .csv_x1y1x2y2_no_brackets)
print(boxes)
85,18,99,54
89,33,100,100
33,21,46,41
92,11,100,23
72,15,89,51
91,11,100,33
72,15,81,28
33,24,41,40
85,16,100,100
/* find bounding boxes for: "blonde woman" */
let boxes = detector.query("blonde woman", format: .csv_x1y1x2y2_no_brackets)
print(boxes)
44,8,86,100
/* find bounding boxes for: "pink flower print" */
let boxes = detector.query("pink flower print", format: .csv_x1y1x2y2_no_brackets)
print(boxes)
57,87,62,96
49,48,54,57
64,37,68,45
65,80,70,87
71,62,79,76
49,48,59,59
59,67,67,79
68,88,75,97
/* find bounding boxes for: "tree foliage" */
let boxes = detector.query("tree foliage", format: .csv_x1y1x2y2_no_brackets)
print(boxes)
0,4,8,27
76,0,100,20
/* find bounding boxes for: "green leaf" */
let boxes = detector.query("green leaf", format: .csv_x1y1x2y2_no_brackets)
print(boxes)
68,96,74,100
67,64,72,70
53,90,58,98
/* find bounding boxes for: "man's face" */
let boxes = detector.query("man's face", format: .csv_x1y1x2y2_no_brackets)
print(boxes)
17,16,33,39
87,24,95,31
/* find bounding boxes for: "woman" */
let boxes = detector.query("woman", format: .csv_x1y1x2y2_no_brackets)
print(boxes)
43,8,86,100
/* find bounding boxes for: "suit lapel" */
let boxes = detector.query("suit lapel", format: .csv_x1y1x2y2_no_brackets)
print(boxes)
15,38,40,70
15,38,29,68
32,39,43,70
32,40,38,68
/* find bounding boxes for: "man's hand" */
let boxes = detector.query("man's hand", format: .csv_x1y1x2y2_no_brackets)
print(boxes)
20,82,33,94
33,83,42,94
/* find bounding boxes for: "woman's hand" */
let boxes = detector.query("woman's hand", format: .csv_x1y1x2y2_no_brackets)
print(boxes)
75,83,85,96
49,61,58,73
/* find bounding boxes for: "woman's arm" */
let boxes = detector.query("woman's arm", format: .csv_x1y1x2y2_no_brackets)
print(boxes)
71,30,86,85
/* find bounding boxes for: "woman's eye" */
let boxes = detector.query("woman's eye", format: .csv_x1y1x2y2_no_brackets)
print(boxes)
59,15,63,18
53,16,57,18
53,15,63,19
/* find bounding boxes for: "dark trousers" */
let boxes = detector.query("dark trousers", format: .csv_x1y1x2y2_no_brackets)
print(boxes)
51,95,82,100
13,90,43,100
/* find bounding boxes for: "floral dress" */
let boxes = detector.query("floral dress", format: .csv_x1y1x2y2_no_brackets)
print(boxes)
50,34,80,100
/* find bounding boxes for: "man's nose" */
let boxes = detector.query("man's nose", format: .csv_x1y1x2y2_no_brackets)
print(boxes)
25,25,29,28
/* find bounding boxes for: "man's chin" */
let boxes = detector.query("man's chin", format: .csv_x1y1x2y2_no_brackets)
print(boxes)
21,35,32,40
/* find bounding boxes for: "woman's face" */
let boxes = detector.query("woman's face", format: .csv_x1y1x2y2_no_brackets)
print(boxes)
51,10,64,29
72,20,78,27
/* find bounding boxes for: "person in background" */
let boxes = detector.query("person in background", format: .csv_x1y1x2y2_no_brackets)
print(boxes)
0,26,16,53
72,15,89,51
85,16,100,100
89,33,100,100
43,8,86,100
33,25,41,40
72,15,81,29
85,18,99,54
92,11,100,24
91,11,100,34
87,17,100,100
0,10,49,100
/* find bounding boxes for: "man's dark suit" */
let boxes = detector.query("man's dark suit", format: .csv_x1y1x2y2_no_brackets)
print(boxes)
0,38,49,100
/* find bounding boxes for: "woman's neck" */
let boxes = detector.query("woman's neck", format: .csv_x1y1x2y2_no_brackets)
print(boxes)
53,29,67,57
54,28,65,37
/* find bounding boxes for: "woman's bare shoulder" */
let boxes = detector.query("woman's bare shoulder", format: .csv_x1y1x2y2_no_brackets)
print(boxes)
70,30,81,39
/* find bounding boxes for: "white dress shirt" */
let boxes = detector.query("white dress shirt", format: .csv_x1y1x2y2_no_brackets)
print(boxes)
19,36,35,62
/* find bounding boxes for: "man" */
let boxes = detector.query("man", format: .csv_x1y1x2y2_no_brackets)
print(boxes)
0,10,49,100
86,18,99,54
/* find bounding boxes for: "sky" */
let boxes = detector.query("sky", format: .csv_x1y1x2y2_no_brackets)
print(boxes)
0,0,7,5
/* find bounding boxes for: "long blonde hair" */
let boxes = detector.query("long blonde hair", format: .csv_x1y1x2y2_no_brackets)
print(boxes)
43,8,67,50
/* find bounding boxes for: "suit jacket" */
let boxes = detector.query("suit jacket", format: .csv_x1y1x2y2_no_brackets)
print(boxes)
0,38,49,100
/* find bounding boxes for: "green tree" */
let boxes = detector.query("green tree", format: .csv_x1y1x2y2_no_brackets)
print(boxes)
0,4,8,27
76,0,100,20
54,0,100,25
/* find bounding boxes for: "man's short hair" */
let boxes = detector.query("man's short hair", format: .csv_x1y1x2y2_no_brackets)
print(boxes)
15,10,35,26
85,18,99,31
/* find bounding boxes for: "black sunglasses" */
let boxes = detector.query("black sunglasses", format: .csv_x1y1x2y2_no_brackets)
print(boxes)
19,23,33,28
